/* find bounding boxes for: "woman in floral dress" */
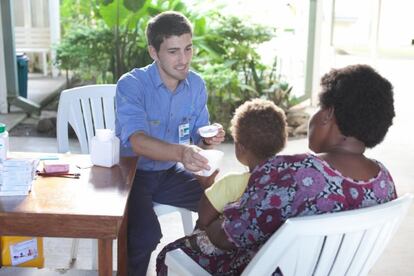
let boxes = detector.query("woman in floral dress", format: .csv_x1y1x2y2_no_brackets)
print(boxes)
156,64,397,275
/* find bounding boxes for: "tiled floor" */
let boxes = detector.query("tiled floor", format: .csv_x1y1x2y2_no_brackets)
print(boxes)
1,58,414,275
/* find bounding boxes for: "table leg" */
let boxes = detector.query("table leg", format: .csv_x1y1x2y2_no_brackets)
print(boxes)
99,239,113,276
117,213,128,276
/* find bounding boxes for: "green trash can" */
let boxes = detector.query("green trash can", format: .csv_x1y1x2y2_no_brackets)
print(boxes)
16,53,29,98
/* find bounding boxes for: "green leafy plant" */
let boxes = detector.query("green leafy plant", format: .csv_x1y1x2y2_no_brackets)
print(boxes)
55,23,114,83
57,0,211,83
192,14,297,135
56,0,297,136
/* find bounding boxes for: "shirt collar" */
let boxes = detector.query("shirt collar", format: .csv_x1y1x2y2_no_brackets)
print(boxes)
149,62,164,88
149,62,190,91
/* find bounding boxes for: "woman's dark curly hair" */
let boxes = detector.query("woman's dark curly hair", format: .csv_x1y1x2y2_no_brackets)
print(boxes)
319,64,395,148
230,99,287,160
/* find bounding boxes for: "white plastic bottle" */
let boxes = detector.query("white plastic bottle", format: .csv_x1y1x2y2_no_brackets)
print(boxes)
0,123,9,162
90,129,120,167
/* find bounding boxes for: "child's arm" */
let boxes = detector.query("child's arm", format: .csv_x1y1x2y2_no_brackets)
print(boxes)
195,170,220,230
194,169,219,190
197,194,221,230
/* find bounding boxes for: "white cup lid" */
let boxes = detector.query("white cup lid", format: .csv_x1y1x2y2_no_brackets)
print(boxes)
95,129,114,141
198,125,219,138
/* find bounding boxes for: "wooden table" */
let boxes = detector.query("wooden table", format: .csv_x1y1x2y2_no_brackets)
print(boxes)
0,153,137,276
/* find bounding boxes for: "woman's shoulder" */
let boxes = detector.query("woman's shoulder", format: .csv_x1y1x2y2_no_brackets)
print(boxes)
370,159,395,186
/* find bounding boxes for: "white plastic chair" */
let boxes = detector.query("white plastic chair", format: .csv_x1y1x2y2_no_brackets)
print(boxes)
56,84,194,268
165,193,413,276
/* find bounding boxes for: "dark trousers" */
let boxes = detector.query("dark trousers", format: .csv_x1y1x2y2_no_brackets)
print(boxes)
127,164,203,276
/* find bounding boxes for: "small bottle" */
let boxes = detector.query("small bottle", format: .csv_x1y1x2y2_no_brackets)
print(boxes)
0,123,9,162
90,129,120,167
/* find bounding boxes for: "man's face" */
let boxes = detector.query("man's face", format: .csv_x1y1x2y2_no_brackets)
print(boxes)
149,33,193,90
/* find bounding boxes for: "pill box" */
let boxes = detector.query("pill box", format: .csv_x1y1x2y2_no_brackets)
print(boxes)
43,161,69,174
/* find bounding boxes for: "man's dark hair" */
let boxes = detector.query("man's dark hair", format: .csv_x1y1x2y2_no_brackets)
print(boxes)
230,99,287,160
319,64,395,148
146,11,192,51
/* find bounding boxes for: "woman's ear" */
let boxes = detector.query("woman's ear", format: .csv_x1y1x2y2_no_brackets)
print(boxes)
327,107,334,119
323,107,335,124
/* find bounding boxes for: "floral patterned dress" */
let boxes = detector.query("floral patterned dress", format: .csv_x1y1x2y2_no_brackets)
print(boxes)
156,153,397,275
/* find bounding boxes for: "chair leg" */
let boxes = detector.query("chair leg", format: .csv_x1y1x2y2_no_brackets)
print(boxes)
180,210,194,235
70,238,99,270
70,238,79,265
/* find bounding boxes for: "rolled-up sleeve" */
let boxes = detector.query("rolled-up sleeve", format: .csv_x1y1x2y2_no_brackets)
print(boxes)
116,74,149,147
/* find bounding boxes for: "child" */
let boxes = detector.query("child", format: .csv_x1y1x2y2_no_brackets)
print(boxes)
197,98,288,231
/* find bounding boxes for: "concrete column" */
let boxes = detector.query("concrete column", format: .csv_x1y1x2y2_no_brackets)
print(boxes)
1,0,40,114
49,0,61,77
369,0,381,65
0,0,19,100
303,0,319,105
0,7,8,113
311,0,336,106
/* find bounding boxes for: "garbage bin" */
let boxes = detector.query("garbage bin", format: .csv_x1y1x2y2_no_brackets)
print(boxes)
16,53,29,98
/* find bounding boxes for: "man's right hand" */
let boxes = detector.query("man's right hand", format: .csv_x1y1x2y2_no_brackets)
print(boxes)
182,145,210,172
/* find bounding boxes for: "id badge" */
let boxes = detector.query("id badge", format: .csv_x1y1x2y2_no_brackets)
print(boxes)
178,123,190,145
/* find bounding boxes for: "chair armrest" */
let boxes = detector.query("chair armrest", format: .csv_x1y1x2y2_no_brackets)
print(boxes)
165,249,211,276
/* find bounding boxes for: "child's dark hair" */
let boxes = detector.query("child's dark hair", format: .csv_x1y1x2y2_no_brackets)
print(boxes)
230,98,287,160
319,64,395,148
146,11,192,52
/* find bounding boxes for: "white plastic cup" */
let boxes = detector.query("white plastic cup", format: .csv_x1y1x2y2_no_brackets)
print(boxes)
197,149,224,176
90,129,120,167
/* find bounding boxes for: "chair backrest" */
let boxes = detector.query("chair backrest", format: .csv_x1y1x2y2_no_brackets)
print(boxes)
56,84,116,154
242,194,413,276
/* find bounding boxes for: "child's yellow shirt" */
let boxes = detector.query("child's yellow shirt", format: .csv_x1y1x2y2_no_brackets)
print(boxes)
204,172,251,213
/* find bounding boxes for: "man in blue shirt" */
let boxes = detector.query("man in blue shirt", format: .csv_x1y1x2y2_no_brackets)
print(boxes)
115,11,225,275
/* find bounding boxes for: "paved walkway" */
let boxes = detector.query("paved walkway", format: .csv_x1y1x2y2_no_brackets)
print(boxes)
0,73,66,133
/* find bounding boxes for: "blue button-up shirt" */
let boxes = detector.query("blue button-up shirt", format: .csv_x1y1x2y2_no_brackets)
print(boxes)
115,62,210,171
